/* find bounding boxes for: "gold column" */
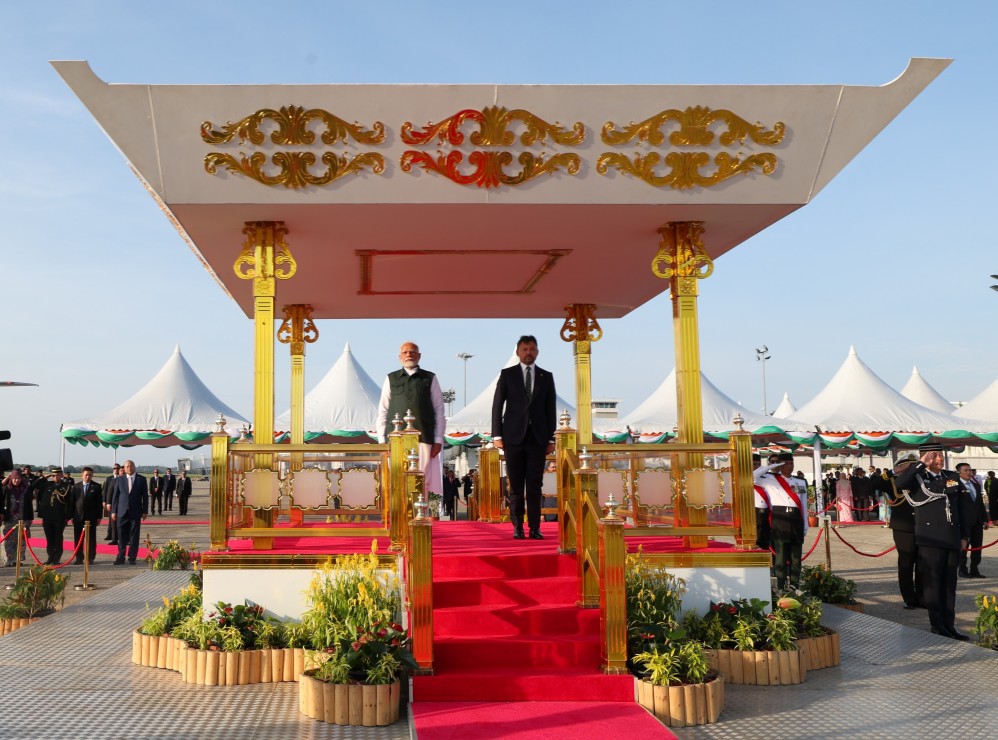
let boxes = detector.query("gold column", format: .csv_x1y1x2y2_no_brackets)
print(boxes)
555,413,577,554
654,222,713,549
388,415,406,551
729,420,757,549
408,507,434,673
576,462,600,608
598,510,627,674
478,447,502,522
560,304,602,446
277,304,317,526
209,421,230,550
234,221,297,548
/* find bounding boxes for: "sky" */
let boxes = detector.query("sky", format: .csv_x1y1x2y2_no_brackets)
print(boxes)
2,1,996,467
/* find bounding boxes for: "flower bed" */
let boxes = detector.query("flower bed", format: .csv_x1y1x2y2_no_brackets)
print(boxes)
0,617,38,636
299,670,401,726
635,675,724,727
705,645,806,685
796,627,840,671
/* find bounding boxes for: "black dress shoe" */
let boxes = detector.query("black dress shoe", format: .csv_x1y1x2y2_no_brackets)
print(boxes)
109,541,118,545
971,571,987,578
903,602,917,610
74,560,84,565
113,559,125,565
528,530,544,540
958,569,971,578
128,559,137,565
513,527,525,540
949,628,971,641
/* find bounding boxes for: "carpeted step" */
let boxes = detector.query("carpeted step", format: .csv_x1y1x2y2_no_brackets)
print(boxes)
433,603,600,638
410,700,675,739
433,575,579,608
434,634,603,671
433,551,577,579
412,667,635,703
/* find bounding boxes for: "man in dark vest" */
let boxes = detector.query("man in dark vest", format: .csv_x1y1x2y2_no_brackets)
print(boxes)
377,342,445,498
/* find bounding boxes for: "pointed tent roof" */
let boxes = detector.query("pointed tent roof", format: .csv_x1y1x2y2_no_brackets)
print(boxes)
785,347,998,450
954,376,998,424
607,369,808,442
445,354,575,444
772,392,797,418
900,366,955,414
274,342,381,441
61,345,250,448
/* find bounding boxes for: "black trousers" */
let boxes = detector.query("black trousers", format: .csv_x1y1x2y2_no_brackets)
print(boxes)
117,517,142,563
755,508,771,551
105,509,117,541
504,439,546,531
770,508,804,588
72,519,99,563
151,493,162,514
892,529,921,606
919,545,958,632
961,524,984,574
42,519,67,564
179,494,190,515
165,491,174,510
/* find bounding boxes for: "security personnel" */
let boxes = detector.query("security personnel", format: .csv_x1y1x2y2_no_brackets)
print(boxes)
755,452,808,589
894,444,968,640
32,466,74,565
750,453,771,552
890,454,922,610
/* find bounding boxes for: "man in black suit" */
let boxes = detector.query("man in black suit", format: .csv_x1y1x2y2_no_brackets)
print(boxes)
894,445,969,640
149,469,163,515
956,463,988,578
103,463,121,543
33,467,73,565
890,455,923,610
71,467,104,565
177,470,193,515
163,468,176,512
491,335,557,540
111,459,148,565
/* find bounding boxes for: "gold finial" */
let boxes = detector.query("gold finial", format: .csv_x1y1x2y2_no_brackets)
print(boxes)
215,414,227,433
604,490,620,519
732,413,745,431
559,410,572,429
392,413,403,433
579,447,592,470
414,493,429,520
404,409,416,431
406,448,420,471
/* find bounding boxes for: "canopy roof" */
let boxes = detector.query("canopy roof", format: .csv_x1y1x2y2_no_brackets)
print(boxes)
954,376,998,424
445,354,575,445
772,392,797,418
54,59,949,319
900,366,955,414
785,347,998,450
596,368,809,443
274,342,381,442
61,346,249,449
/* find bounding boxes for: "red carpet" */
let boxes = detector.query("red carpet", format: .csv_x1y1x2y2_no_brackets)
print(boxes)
410,701,676,739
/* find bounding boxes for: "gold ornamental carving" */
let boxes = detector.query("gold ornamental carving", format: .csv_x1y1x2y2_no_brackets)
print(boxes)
202,106,385,190
601,106,784,147
652,222,713,282
560,304,603,343
202,106,385,145
599,106,785,190
205,151,385,190
277,304,318,356
400,106,584,190
234,222,297,281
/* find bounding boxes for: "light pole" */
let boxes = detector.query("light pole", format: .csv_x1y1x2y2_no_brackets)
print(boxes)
755,346,771,415
442,388,456,417
991,274,998,292
457,353,474,407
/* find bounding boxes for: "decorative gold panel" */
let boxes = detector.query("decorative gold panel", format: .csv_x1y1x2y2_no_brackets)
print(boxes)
288,468,331,510
597,151,777,190
560,303,603,343
205,151,384,190
601,106,784,147
401,106,584,147
239,469,282,511
652,222,713,282
400,150,579,190
202,106,385,145
339,468,380,510
234,222,297,281
277,304,318,356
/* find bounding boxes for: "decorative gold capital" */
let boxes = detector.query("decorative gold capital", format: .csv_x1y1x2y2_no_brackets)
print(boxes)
400,150,579,190
205,151,385,190
602,106,785,148
401,106,584,147
277,304,318,355
234,222,297,281
202,106,386,146
652,222,713,283
560,303,603,343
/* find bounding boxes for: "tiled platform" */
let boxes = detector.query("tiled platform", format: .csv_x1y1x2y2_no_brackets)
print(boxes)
4,569,998,739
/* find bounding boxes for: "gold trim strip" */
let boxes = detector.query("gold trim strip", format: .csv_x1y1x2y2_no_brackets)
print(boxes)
631,551,772,569
624,526,735,537
230,527,390,538
201,552,399,569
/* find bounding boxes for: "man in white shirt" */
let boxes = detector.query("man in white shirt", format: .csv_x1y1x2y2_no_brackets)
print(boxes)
755,452,808,589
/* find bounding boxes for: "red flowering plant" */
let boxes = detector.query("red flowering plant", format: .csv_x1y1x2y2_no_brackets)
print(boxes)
682,597,798,651
205,601,286,651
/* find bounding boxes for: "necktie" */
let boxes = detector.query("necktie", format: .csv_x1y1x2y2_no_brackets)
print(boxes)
128,476,133,493
525,366,533,404
967,482,976,501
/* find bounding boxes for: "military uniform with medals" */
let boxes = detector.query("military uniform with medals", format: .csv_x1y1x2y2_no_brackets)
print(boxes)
33,467,74,565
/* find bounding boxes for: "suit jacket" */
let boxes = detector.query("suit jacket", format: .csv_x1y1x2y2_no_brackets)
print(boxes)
895,463,966,550
72,480,104,523
491,364,557,447
102,475,118,506
112,474,149,520
163,473,176,495
178,477,192,497
958,477,988,529
149,476,163,496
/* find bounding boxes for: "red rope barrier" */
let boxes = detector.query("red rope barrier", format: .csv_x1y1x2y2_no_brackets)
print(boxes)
830,526,896,558
23,529,86,570
965,537,998,553
0,525,18,544
802,527,823,561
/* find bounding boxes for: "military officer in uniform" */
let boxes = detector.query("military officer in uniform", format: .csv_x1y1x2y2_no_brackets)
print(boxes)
894,444,969,640
33,466,74,565
750,453,772,552
754,452,808,589
890,454,922,610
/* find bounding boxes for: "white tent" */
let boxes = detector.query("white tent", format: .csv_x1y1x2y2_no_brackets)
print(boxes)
955,376,998,424
900,366,955,414
445,353,575,444
772,392,797,419
61,345,249,449
604,369,811,442
784,347,997,451
274,342,381,442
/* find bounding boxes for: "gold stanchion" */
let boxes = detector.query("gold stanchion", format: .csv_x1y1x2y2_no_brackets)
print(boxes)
823,515,832,570
74,525,98,591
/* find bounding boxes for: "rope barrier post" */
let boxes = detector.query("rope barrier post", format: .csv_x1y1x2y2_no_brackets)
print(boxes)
74,524,98,592
822,514,832,570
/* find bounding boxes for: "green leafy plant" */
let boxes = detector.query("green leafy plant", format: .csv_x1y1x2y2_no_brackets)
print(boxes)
799,564,858,605
145,538,199,570
0,566,69,618
138,581,203,637
974,594,998,650
693,597,806,652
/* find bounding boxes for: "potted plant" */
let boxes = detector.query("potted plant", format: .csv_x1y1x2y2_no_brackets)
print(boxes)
787,593,841,670
973,594,998,650
0,565,68,635
132,575,202,670
799,564,861,612
144,537,199,570
626,553,723,727
298,545,415,727
682,596,807,685
807,485,819,527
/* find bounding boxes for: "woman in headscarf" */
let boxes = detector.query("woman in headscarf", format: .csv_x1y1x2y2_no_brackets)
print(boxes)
1,469,33,565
